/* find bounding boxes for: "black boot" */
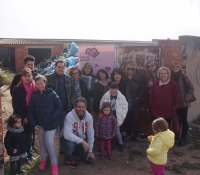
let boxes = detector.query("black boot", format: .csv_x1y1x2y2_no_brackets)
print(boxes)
16,159,26,174
178,138,186,146
10,161,16,175
175,132,180,141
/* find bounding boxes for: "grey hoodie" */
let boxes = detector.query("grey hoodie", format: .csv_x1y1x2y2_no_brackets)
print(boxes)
60,109,94,152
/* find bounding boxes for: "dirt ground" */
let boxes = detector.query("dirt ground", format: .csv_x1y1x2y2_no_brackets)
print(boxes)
1,90,200,175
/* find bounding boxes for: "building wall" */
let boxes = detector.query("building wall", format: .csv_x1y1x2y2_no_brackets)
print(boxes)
179,36,200,122
157,40,184,69
3,44,64,73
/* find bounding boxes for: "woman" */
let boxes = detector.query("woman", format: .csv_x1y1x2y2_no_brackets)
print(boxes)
69,66,89,108
171,62,194,146
123,63,145,141
12,68,36,164
143,60,158,104
93,69,110,113
149,66,180,126
80,62,96,112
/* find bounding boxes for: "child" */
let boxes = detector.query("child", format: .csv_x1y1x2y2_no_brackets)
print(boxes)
95,102,117,160
4,114,27,175
146,117,175,175
28,75,62,175
100,82,128,152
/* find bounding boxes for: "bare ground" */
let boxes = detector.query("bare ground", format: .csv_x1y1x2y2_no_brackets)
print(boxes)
1,90,200,175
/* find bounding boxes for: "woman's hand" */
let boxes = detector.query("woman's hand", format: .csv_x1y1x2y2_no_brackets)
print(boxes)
34,126,40,131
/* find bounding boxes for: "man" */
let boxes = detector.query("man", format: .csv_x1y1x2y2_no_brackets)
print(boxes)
45,59,76,154
10,55,36,96
60,97,95,168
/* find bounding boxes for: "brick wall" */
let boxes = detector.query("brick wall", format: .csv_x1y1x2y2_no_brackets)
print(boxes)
158,40,184,69
3,44,64,73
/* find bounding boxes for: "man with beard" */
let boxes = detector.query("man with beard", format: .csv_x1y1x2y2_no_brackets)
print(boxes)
60,97,95,169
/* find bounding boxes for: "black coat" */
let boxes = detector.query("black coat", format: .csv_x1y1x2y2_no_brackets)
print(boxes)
79,80,90,108
124,72,145,106
4,130,26,156
28,88,62,131
93,82,109,113
12,86,32,133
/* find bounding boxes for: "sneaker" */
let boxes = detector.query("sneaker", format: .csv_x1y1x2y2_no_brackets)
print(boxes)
39,159,47,170
51,164,58,175
107,153,113,160
99,153,104,159
68,160,77,169
119,144,125,152
17,169,26,174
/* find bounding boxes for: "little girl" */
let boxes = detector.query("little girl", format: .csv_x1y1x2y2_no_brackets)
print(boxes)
28,75,62,175
146,117,174,175
95,102,117,160
4,114,27,175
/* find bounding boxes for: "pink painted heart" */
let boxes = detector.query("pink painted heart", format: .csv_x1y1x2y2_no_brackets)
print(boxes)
85,48,97,57
105,67,111,71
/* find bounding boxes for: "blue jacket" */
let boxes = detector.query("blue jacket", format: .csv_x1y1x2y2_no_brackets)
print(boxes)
28,88,62,131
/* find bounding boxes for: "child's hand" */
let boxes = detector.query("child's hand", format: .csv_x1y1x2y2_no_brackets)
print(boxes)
13,149,17,154
147,135,152,142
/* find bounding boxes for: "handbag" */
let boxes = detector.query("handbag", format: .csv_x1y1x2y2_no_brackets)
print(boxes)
182,74,196,103
170,106,180,133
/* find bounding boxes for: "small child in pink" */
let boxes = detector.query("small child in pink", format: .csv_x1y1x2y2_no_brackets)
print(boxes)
95,102,117,160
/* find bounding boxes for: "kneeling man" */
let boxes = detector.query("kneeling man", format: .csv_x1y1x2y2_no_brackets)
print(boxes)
60,97,95,168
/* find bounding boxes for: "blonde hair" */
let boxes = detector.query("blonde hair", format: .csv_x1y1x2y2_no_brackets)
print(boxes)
152,117,168,135
125,63,136,74
157,66,171,79
17,68,32,86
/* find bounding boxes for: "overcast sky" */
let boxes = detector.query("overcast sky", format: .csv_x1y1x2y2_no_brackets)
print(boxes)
0,0,199,41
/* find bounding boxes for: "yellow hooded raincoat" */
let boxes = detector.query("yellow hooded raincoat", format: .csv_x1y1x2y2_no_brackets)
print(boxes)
146,129,174,165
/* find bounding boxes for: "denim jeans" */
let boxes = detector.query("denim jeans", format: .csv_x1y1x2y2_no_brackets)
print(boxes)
59,111,67,152
61,137,94,164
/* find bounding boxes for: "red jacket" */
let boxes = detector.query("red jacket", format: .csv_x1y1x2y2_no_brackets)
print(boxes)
149,80,180,118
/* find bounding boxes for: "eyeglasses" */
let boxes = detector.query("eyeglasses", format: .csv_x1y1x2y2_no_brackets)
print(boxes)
173,66,180,69
72,72,79,75
127,68,134,71
147,65,154,68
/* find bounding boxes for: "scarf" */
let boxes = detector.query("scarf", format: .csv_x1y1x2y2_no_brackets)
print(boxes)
7,125,24,133
74,80,82,97
23,80,36,106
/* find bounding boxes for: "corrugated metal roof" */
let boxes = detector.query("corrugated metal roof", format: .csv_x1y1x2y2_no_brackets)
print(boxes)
0,39,63,45
0,38,158,46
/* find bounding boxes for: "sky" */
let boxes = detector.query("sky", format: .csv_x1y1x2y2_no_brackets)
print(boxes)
0,0,200,41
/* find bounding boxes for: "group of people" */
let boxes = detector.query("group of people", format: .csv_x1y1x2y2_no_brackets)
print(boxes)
3,55,195,175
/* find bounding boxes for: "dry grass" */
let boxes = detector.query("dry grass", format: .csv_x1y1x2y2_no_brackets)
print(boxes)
0,69,14,86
